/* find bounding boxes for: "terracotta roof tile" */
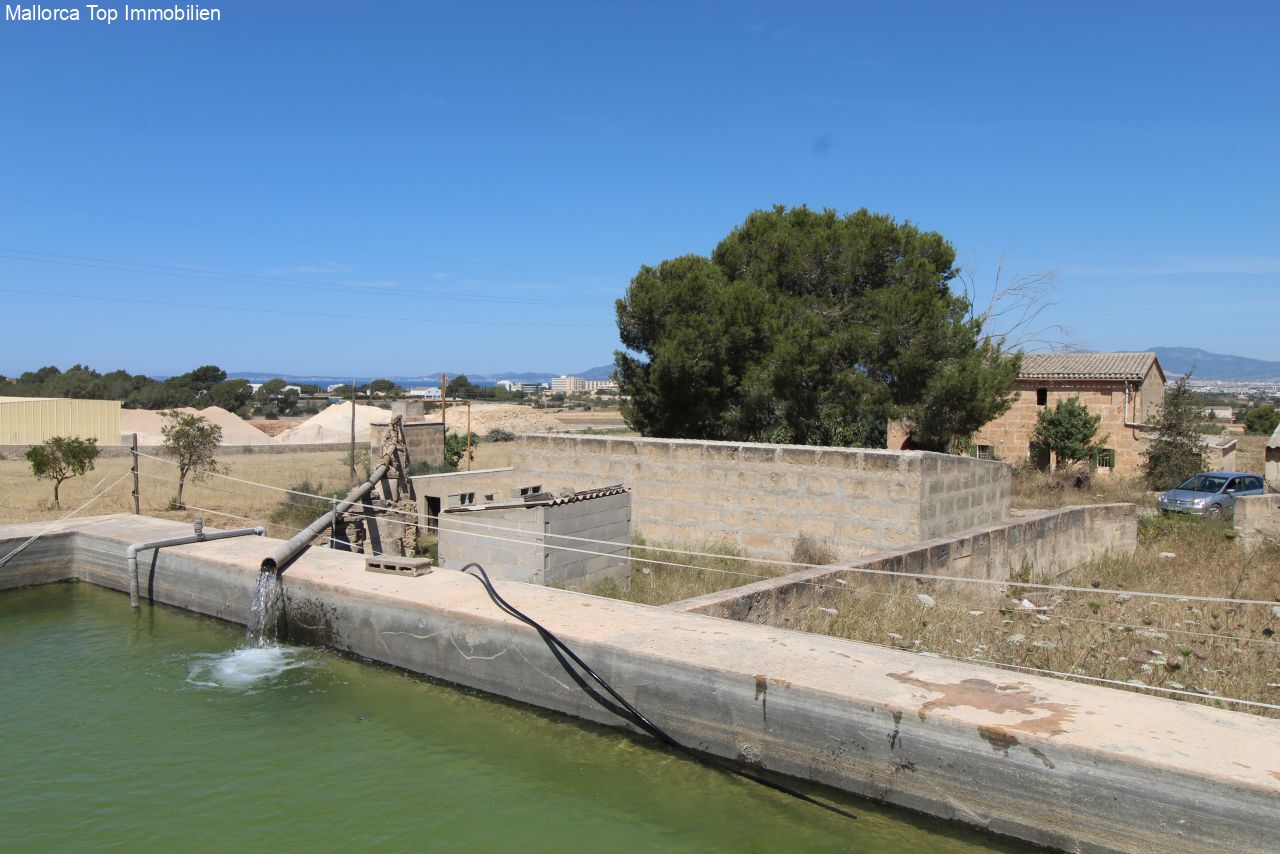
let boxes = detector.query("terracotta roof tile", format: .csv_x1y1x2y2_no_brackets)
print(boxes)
1018,352,1159,382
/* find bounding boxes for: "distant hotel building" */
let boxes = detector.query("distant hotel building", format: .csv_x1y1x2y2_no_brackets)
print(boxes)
551,375,619,394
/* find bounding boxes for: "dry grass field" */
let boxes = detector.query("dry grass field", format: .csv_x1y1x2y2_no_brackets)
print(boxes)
0,449,356,538
576,518,1280,716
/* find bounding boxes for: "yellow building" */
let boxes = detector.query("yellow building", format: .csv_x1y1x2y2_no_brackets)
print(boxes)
0,397,122,445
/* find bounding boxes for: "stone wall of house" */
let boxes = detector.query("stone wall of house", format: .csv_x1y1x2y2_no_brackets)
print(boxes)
971,376,1158,476
515,434,1009,561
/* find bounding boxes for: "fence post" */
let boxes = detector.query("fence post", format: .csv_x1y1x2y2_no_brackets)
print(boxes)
130,433,140,514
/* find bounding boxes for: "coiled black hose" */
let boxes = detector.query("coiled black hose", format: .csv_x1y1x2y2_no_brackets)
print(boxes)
459,562,858,821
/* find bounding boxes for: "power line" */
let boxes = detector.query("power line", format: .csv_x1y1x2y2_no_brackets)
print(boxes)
0,286,599,329
137,452,1280,611
0,248,618,308
0,192,613,279
121,461,1280,711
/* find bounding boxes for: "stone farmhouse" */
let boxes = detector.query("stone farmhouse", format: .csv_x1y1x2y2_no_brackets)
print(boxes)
896,352,1168,476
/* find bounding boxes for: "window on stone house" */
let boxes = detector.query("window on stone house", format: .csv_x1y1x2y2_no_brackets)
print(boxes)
1094,448,1115,469
970,445,995,460
1036,388,1048,406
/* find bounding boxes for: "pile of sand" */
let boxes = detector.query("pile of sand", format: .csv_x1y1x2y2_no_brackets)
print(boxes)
120,406,277,446
195,406,277,445
434,403,566,436
277,401,388,444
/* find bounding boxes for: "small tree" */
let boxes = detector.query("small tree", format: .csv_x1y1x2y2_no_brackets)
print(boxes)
1029,396,1105,471
1142,373,1208,490
161,410,222,506
443,430,474,469
1244,404,1280,436
26,436,99,509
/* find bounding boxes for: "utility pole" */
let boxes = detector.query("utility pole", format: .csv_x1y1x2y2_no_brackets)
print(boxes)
130,433,140,514
349,377,357,484
466,400,472,471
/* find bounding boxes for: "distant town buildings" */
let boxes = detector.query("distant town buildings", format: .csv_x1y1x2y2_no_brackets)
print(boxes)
551,375,619,394
407,387,443,400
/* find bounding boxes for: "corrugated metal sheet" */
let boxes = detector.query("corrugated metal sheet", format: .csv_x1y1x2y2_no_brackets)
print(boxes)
0,397,122,445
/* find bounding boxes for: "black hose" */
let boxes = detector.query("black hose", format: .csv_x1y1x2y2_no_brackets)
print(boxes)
458,562,858,821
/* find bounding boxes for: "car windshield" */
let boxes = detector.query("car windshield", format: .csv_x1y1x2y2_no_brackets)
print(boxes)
1175,475,1227,493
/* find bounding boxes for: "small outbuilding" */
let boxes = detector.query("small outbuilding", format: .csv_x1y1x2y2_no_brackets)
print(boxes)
438,485,631,587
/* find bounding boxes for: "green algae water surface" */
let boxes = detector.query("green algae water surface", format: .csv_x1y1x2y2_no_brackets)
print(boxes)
0,584,1027,852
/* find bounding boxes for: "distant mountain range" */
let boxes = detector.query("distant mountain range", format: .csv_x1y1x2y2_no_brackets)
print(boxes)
225,364,616,388
225,351,1280,387
1148,348,1280,382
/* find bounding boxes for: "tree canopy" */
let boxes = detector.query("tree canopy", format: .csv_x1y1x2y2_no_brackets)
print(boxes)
615,206,1020,451
1244,404,1280,436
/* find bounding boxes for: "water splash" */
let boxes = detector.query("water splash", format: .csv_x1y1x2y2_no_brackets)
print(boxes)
247,569,284,645
187,645,316,690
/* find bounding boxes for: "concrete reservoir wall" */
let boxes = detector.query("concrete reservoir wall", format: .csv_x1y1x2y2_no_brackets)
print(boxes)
1,514,1278,853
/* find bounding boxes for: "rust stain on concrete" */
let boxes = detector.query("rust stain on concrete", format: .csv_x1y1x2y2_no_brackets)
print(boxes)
889,671,1076,735
978,725,1019,755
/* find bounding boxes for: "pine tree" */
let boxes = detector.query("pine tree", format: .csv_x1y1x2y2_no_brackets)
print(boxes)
1142,373,1208,490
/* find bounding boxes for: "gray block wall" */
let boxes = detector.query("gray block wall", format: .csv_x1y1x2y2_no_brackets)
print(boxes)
515,435,1009,560
438,491,631,587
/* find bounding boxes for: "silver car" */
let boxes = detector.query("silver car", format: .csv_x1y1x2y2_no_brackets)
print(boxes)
1157,471,1266,517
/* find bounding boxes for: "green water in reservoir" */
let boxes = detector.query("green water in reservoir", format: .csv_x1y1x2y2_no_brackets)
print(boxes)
1,583,1026,852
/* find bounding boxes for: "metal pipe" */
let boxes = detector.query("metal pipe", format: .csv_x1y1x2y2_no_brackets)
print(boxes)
127,521,266,607
260,462,390,573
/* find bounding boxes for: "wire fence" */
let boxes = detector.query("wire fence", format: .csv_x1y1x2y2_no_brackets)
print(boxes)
30,453,1277,714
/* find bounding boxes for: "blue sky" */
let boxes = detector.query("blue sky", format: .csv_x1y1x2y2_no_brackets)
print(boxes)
2,1,1277,377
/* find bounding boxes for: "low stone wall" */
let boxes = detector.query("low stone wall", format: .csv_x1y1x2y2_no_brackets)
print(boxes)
0,442,350,459
515,435,1010,561
669,504,1137,623
1235,493,1280,540
1,513,1277,853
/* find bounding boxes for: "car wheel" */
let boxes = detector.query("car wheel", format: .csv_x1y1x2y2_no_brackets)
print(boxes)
1206,505,1222,518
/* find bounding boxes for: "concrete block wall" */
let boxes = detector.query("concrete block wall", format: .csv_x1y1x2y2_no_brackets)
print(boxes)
438,491,631,587
438,506,545,580
411,468,522,524
369,421,444,468
515,434,1009,561
669,503,1137,623
1234,494,1280,540
544,491,631,587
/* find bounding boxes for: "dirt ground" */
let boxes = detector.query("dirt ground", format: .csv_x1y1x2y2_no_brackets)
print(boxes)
549,408,631,431
248,416,307,437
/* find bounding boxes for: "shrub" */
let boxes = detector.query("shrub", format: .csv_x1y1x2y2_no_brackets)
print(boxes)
269,480,340,531
791,533,837,566
486,428,516,442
